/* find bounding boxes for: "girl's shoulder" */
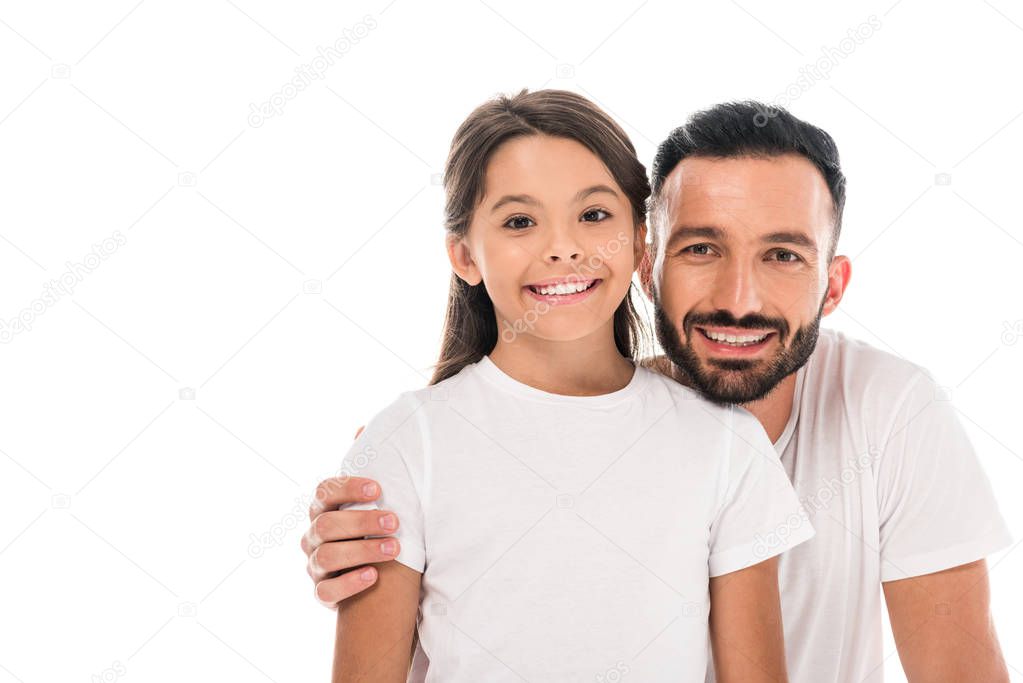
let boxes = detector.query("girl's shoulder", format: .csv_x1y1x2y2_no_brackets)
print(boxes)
638,358,722,403
359,361,485,443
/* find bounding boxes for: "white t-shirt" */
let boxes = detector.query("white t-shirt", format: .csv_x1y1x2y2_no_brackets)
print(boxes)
759,327,1013,682
341,356,814,682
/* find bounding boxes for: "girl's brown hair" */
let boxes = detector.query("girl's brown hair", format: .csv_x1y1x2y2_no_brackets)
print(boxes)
430,88,651,385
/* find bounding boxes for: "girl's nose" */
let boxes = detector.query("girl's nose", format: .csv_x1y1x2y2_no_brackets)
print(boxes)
548,250,581,263
544,224,584,263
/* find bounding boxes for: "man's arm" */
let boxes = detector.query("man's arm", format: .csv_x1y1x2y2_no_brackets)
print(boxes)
332,559,422,682
883,559,1008,682
709,556,789,683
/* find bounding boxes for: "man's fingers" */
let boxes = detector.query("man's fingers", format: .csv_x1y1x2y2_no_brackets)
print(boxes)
308,476,381,521
314,566,378,608
308,537,401,581
301,509,399,556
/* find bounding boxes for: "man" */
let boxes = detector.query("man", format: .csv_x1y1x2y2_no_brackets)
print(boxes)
302,101,1012,681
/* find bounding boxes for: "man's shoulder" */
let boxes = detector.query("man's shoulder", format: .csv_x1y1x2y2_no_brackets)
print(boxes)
811,327,932,391
639,354,699,395
636,358,739,425
806,328,940,422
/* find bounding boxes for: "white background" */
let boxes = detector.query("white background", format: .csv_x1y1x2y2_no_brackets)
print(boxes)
1,1,1021,681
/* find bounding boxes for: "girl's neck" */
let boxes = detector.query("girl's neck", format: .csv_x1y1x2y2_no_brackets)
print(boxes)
487,320,636,396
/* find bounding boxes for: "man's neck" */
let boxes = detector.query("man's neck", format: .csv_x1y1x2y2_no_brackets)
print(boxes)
738,371,797,445
644,356,798,444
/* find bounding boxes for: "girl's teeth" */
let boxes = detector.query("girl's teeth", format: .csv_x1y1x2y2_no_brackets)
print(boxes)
534,281,593,296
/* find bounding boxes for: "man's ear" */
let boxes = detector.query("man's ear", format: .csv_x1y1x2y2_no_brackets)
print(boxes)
638,243,655,301
821,254,851,317
446,234,482,286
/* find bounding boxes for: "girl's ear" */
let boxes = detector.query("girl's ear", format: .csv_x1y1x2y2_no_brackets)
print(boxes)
633,222,648,269
447,235,483,286
638,246,655,301
634,223,654,301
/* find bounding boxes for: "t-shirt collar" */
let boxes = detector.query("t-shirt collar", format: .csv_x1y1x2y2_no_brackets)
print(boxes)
773,354,811,454
474,355,649,407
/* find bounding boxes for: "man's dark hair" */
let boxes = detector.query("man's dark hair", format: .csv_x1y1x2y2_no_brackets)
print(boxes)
650,101,846,261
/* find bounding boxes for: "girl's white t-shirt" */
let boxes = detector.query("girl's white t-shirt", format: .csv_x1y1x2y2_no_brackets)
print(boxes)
341,356,813,682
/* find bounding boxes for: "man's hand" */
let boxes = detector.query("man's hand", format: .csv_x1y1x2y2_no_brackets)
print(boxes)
302,473,402,609
883,559,1009,682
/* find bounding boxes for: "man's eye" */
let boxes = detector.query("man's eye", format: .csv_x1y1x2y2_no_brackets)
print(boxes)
581,208,610,222
771,249,802,263
684,244,713,256
503,215,534,230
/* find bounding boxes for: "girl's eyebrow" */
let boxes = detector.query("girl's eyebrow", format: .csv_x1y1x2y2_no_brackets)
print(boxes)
490,194,538,213
489,184,619,214
573,184,619,203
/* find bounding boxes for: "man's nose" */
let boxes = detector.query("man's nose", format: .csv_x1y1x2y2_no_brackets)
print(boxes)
710,258,764,315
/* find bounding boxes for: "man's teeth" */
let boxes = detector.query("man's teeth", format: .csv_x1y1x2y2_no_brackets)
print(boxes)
702,329,769,345
533,280,594,296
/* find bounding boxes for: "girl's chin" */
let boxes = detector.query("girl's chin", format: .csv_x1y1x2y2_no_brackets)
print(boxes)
498,327,605,345
496,309,618,345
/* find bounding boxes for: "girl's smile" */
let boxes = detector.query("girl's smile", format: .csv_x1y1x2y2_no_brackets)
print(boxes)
523,277,602,305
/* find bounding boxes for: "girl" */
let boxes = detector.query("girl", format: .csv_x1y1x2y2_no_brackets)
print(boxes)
332,89,812,682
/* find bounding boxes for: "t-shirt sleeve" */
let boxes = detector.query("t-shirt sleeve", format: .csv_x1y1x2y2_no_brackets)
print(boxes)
708,406,815,577
876,369,1012,582
337,393,427,573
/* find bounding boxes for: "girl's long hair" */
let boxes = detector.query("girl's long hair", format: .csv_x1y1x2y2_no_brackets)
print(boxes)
430,89,651,385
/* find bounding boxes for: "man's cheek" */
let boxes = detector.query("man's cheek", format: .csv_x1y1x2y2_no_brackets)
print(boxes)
658,299,688,333
660,276,698,313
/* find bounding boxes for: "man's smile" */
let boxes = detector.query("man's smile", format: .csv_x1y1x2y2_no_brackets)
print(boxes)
694,325,778,356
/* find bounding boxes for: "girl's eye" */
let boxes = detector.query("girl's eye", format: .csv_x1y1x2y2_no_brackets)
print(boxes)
503,215,535,230
770,249,802,263
581,208,610,222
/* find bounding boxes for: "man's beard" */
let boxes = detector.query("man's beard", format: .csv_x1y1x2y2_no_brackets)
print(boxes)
653,296,826,406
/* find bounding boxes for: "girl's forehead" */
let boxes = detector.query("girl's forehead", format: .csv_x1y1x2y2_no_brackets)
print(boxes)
482,135,619,203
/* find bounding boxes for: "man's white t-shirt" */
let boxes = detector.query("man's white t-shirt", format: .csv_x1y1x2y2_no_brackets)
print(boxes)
341,356,814,682
759,327,1013,682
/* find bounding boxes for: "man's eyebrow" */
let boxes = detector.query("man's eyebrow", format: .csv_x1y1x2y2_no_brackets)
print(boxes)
665,226,724,250
489,185,618,214
762,231,818,255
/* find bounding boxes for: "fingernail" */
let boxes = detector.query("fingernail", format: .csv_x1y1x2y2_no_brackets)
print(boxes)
380,540,397,555
360,567,376,581
362,482,378,497
379,514,397,530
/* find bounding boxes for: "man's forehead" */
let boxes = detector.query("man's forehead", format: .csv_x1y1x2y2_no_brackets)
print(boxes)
661,154,833,224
